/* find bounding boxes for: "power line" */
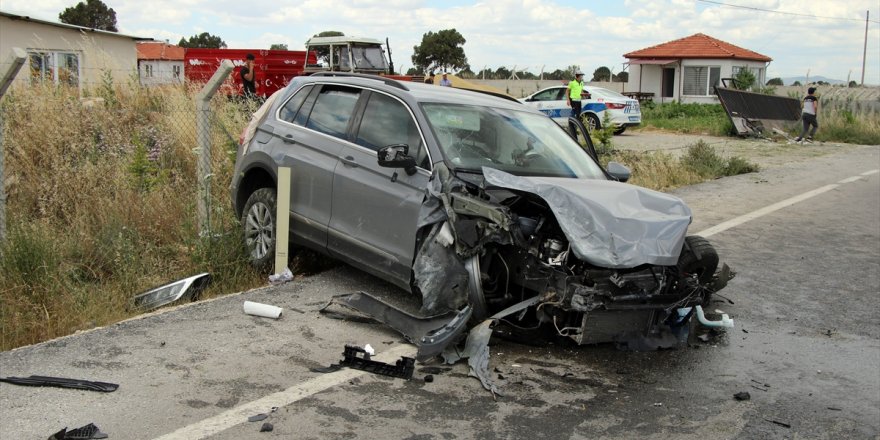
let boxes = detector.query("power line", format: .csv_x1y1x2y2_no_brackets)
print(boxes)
695,0,880,24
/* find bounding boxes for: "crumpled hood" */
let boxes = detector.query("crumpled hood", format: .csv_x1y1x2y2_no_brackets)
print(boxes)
482,167,692,268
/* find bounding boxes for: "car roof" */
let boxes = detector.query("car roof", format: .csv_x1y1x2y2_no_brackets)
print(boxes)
287,74,535,113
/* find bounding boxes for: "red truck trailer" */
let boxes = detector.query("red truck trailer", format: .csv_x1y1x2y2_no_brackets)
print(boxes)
184,48,317,98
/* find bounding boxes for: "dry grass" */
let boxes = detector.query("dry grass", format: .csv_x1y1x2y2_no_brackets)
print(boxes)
0,82,263,350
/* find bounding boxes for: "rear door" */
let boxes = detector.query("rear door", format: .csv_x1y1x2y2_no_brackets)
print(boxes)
270,83,362,251
524,87,568,123
328,90,431,288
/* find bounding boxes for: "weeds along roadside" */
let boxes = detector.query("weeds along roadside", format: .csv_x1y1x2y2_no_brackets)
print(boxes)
638,100,880,145
0,82,264,350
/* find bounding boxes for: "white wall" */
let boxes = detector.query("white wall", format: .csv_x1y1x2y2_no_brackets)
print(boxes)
0,15,139,90
138,60,183,86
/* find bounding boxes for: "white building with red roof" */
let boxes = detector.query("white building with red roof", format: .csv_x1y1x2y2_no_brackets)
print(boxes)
624,33,772,104
137,41,184,86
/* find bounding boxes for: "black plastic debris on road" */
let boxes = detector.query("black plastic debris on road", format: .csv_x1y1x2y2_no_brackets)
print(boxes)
0,375,118,393
47,423,108,439
734,391,751,401
312,345,415,380
259,422,274,432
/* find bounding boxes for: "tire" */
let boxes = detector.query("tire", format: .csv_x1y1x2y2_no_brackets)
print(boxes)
677,235,719,285
581,113,600,132
613,126,627,135
241,187,277,271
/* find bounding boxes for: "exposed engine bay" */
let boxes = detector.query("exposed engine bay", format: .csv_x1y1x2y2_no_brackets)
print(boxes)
324,163,733,394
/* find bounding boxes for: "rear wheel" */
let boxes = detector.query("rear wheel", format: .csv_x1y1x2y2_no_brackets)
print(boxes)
581,113,600,132
242,187,277,271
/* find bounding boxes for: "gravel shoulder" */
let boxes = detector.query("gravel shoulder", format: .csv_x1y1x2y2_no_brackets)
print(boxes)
613,129,867,169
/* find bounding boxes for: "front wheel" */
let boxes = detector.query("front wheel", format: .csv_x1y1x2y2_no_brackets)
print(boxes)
241,187,277,271
677,235,719,285
581,113,600,132
614,126,627,135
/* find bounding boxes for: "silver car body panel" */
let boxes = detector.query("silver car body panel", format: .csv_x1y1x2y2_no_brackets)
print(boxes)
482,167,692,268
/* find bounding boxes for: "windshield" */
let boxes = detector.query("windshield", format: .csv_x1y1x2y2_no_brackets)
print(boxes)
422,103,607,179
351,45,388,71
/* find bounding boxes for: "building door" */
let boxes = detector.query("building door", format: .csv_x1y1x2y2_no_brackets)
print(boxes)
662,68,675,98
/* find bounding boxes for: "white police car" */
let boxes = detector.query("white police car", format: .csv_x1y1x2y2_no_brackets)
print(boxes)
520,85,641,134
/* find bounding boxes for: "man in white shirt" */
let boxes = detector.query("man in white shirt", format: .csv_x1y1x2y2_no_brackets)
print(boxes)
795,87,819,142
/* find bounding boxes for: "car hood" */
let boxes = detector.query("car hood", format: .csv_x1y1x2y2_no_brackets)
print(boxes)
482,167,692,268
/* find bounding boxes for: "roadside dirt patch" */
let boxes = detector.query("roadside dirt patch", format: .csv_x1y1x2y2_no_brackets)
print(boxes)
614,129,865,169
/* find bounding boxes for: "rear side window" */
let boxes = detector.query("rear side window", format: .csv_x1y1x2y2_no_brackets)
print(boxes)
278,85,313,123
305,85,361,139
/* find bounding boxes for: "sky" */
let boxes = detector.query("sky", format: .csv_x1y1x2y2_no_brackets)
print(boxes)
3,0,878,83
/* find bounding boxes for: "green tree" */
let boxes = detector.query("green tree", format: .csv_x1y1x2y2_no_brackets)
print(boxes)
477,68,494,79
411,29,468,72
564,65,581,79
59,0,117,32
766,77,784,86
792,80,802,86
269,43,288,50
546,69,566,80
458,65,475,79
178,32,227,49
613,71,629,83
405,67,421,76
733,67,756,90
494,66,511,79
592,66,611,82
848,80,859,88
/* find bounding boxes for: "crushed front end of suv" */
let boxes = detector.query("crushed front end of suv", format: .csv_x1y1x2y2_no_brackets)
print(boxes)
232,73,733,390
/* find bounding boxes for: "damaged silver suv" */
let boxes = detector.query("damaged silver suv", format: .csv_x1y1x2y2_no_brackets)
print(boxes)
232,73,730,358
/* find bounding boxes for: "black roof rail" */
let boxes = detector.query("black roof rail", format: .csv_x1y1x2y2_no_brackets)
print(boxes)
309,71,410,91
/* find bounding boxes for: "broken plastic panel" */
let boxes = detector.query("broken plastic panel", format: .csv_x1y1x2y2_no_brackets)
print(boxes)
715,83,801,137
0,375,118,392
321,291,472,361
133,273,211,311
339,345,415,379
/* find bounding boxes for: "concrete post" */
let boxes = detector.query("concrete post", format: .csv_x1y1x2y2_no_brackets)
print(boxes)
0,48,27,245
195,59,234,236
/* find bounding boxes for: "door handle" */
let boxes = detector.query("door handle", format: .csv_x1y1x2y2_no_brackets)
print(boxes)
340,155,358,167
283,134,294,144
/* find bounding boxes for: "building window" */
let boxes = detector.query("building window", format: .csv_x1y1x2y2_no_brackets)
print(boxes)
683,66,720,96
144,64,153,78
29,51,80,87
172,65,181,79
732,66,765,87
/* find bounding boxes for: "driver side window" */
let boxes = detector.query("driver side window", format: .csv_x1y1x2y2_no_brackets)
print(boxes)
355,92,429,169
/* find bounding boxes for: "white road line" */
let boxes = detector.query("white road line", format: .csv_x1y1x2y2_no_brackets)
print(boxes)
152,344,415,440
696,169,879,238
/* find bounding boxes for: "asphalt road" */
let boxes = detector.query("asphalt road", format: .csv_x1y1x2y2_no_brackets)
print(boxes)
1,144,878,439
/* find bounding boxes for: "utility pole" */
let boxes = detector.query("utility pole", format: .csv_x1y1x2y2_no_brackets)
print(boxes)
861,10,869,86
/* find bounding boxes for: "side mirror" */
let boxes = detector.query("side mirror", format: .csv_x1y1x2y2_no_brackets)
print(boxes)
377,144,417,176
606,161,631,182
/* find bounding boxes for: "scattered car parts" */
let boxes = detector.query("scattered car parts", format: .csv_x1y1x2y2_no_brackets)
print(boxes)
47,423,108,440
0,375,118,392
715,79,801,137
313,345,415,380
132,273,211,311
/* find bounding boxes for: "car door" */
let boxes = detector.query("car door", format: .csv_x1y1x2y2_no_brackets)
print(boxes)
270,83,362,251
524,87,568,123
327,90,431,289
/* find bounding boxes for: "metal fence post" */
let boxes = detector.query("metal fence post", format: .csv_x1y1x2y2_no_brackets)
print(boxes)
195,59,234,236
0,48,27,245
